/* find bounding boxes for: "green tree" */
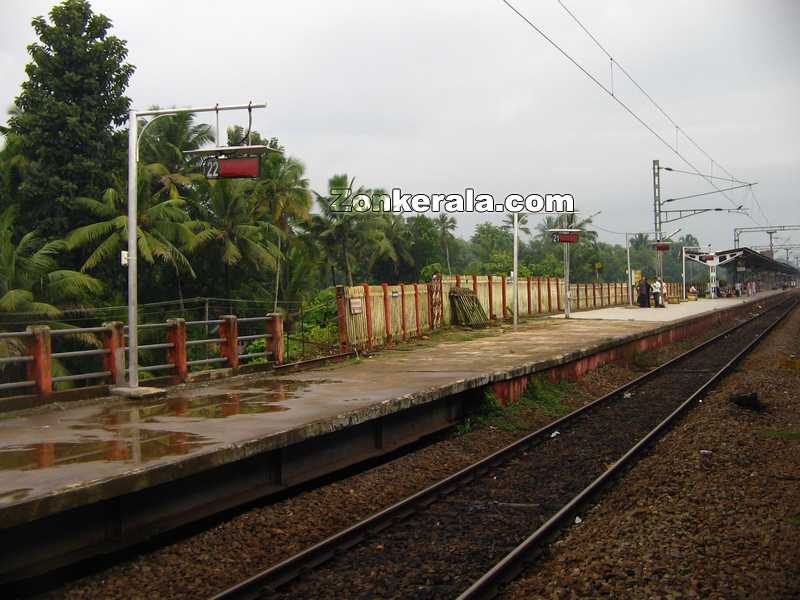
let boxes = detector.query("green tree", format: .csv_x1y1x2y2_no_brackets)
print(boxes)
435,213,457,275
65,165,197,305
252,153,311,308
0,207,102,352
501,213,531,236
189,180,280,298
9,0,134,236
138,111,214,174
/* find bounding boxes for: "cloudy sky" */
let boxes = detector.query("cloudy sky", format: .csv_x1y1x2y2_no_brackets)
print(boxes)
1,1,798,253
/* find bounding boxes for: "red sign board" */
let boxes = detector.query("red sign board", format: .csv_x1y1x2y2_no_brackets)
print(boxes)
203,156,260,179
653,243,670,252
557,232,579,243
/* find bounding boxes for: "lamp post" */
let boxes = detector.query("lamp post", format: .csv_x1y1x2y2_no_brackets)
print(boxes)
512,212,519,328
124,101,267,390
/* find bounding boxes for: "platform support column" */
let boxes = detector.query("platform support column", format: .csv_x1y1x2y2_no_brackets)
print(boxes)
266,313,284,365
167,319,188,383
26,325,52,400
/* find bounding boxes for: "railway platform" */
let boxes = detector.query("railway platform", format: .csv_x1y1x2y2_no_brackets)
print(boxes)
0,289,786,582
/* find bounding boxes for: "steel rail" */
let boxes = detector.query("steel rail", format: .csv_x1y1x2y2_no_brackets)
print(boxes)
458,296,798,599
210,294,796,600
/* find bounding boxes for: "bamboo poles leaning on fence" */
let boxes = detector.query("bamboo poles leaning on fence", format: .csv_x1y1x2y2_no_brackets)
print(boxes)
449,287,489,327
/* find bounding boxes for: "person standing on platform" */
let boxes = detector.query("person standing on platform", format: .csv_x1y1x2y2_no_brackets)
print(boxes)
652,278,662,308
658,278,667,307
638,276,650,308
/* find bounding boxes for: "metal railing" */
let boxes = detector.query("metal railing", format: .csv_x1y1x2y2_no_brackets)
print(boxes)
1,313,284,401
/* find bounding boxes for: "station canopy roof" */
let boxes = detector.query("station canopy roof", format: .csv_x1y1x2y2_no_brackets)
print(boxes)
715,247,799,275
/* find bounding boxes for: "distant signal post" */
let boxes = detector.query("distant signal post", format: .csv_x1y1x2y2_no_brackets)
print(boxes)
549,229,581,319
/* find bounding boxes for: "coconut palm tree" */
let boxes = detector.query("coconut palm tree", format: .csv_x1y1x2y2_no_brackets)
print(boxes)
310,174,371,287
188,179,281,298
501,213,531,237
631,232,650,250
536,213,597,243
435,214,457,274
251,154,311,309
65,164,197,304
0,207,102,359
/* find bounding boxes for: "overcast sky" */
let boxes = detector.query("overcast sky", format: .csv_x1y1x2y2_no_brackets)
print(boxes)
1,1,798,252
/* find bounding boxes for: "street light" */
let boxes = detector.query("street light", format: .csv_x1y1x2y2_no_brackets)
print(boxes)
124,101,267,392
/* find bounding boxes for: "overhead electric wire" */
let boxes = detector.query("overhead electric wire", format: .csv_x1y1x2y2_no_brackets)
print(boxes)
661,167,752,186
500,0,763,226
664,183,755,204
556,1,745,186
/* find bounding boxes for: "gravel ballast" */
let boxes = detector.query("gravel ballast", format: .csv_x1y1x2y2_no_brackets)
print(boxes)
501,303,800,600
45,310,771,599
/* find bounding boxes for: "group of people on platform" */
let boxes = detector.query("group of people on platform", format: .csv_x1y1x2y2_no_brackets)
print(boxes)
637,276,669,308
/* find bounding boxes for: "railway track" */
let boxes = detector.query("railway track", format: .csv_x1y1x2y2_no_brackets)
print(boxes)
211,294,798,600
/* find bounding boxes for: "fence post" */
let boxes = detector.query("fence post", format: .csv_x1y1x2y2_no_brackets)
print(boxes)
546,276,552,312
576,282,580,310
102,321,125,385
501,275,507,319
382,283,392,345
427,283,434,330
592,283,597,307
556,277,561,311
455,274,461,287
335,285,349,352
362,283,373,348
219,315,239,370
412,284,421,337
167,318,188,383
266,313,284,365
536,277,542,314
526,276,532,315
26,325,52,399
487,275,494,319
400,283,408,340
472,274,478,294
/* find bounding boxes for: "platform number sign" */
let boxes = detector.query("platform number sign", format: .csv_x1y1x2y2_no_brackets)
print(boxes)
552,232,579,244
202,156,260,179
203,157,220,179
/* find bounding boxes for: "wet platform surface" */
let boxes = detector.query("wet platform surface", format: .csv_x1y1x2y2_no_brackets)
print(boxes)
0,291,778,525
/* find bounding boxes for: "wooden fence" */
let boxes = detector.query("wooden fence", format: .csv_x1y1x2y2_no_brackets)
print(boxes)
335,275,684,350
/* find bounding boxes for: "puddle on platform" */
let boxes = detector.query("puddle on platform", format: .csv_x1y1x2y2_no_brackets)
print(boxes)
0,488,32,502
0,429,210,472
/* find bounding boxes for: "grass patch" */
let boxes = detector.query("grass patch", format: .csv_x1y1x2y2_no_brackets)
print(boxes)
788,515,800,526
459,376,574,433
759,430,800,441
